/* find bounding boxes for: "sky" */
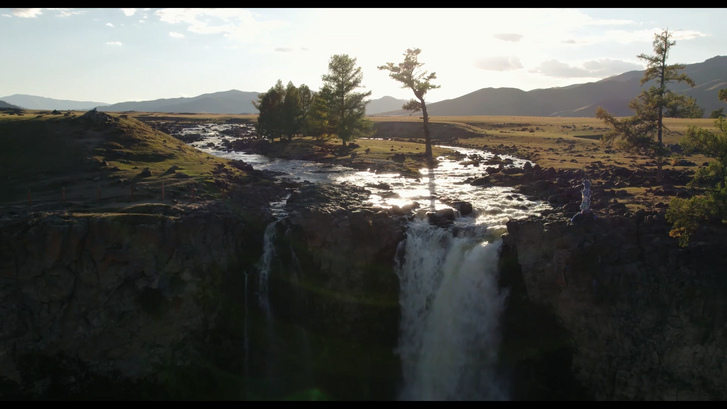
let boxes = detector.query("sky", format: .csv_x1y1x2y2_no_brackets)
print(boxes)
1,8,725,104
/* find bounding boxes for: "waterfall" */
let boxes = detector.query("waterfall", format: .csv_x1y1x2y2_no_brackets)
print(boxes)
259,221,277,316
253,218,316,398
396,220,509,401
255,220,279,394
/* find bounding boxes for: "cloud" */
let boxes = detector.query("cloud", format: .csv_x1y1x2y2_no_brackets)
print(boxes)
11,8,43,18
561,39,577,44
530,58,644,78
581,59,645,75
48,8,82,18
105,41,123,46
300,47,308,51
1,14,11,18
275,47,293,52
578,28,708,45
106,23,114,27
139,20,144,23
475,56,523,71
154,8,287,43
121,8,136,17
169,31,185,38
671,30,708,41
493,33,523,42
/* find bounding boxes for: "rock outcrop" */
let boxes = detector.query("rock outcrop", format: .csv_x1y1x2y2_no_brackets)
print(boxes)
264,184,406,399
501,212,727,400
0,200,269,398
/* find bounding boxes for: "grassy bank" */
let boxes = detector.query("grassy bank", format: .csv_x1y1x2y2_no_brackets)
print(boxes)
0,110,258,208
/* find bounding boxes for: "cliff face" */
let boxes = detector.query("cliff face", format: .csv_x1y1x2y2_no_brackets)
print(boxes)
264,184,406,400
501,212,727,400
0,201,266,398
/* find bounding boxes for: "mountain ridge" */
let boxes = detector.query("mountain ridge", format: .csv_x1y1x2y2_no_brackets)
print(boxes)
7,55,727,117
0,94,110,111
380,55,727,117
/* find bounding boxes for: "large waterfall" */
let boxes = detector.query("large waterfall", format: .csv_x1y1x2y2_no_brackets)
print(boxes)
395,220,509,400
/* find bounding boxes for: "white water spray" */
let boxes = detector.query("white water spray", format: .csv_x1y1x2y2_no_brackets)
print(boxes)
259,221,277,315
396,220,509,400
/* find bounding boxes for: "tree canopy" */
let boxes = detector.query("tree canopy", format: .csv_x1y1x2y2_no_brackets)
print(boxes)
596,29,695,182
252,80,311,142
666,89,727,246
319,54,373,146
252,80,285,141
378,48,440,163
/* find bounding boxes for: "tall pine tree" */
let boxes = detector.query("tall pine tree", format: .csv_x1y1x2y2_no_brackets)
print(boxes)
320,54,373,146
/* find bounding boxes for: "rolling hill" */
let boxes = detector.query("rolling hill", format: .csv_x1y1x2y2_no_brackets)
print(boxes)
0,94,109,111
381,55,727,118
99,90,261,114
366,96,410,115
0,100,21,109
101,90,409,115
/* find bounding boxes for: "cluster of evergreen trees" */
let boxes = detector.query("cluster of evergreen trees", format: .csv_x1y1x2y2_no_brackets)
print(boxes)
252,54,372,146
253,49,440,156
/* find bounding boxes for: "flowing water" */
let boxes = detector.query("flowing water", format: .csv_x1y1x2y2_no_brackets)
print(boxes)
181,124,551,400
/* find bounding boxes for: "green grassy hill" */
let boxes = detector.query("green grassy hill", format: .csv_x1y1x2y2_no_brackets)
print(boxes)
0,109,252,207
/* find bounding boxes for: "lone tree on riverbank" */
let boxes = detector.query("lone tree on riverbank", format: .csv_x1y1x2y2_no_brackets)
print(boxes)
378,48,440,165
596,29,695,183
320,54,373,146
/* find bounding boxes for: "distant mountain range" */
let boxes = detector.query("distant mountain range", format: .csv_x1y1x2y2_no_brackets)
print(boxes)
0,95,109,111
0,89,409,115
100,90,407,115
99,90,261,114
379,55,727,117
365,96,410,115
0,100,21,109
7,56,727,117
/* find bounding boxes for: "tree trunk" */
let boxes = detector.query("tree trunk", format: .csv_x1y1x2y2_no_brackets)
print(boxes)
657,107,663,182
420,98,433,166
657,35,667,184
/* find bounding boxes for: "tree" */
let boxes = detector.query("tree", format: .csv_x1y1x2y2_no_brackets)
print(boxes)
252,80,285,141
298,84,313,135
666,114,727,246
710,90,727,118
666,88,727,246
665,95,704,118
281,81,303,141
378,48,440,164
253,80,312,142
304,91,331,140
319,54,373,146
596,29,695,182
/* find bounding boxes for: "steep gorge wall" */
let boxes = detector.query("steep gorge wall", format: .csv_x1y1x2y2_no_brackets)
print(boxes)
264,184,406,400
501,212,727,400
0,202,267,398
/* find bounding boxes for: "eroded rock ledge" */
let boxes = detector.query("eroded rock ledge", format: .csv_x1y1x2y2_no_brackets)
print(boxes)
0,198,274,399
501,212,727,400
